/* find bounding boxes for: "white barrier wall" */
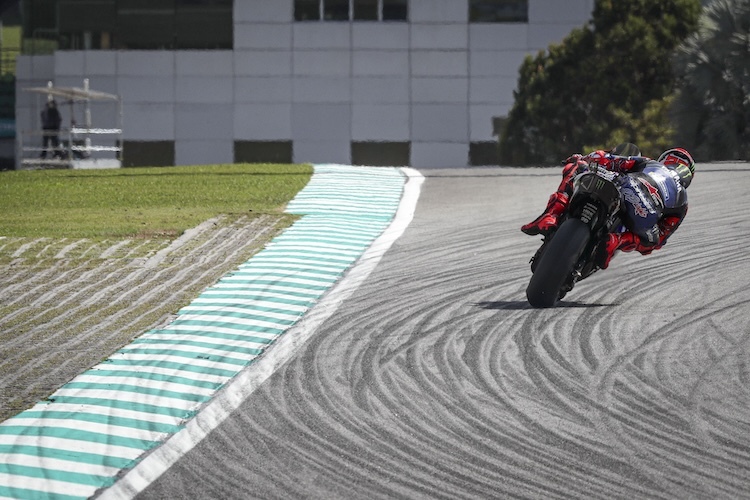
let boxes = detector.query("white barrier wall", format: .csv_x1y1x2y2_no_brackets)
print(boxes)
15,0,594,168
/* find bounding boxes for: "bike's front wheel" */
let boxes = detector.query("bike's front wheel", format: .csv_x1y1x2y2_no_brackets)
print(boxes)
526,218,591,308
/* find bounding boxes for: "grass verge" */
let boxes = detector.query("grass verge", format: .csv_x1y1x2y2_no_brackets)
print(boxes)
0,163,313,240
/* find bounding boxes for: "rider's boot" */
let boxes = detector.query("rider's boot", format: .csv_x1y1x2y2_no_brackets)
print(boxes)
597,232,639,269
521,192,569,236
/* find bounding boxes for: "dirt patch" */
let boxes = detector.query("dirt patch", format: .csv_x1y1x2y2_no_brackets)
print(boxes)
0,213,292,422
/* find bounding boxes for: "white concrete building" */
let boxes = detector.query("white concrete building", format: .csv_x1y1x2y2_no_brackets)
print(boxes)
16,0,594,168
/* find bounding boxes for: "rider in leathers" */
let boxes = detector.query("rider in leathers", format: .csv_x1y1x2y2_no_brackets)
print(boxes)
521,147,695,269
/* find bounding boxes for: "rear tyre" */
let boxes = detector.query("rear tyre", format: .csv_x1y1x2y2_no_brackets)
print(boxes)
526,219,591,308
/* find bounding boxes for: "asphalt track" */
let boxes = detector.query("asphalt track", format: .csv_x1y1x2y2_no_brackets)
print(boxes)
121,163,750,499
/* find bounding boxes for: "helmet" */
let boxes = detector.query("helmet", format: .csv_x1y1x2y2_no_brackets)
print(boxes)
658,148,695,188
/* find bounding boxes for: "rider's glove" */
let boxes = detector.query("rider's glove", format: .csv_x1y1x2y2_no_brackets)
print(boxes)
588,154,639,173
614,157,638,172
583,150,612,171
562,153,584,165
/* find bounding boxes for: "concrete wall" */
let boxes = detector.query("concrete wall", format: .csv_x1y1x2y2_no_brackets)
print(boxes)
15,0,594,168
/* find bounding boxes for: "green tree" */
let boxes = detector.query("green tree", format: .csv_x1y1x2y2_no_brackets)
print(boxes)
499,0,701,165
672,0,750,160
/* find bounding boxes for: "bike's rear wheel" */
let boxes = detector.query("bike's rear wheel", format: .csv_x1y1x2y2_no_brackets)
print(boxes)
526,219,591,308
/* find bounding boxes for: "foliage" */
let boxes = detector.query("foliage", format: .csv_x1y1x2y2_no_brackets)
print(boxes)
0,163,312,238
499,0,701,165
672,0,750,160
584,96,677,157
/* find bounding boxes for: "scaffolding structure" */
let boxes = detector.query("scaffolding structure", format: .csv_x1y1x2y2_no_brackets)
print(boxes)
18,79,123,169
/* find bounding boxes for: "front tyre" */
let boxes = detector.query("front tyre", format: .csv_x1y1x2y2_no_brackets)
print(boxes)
526,219,591,308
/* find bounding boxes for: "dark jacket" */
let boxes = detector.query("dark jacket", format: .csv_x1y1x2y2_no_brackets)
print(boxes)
41,103,62,131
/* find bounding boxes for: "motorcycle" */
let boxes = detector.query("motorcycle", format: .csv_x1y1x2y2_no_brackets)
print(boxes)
525,143,640,308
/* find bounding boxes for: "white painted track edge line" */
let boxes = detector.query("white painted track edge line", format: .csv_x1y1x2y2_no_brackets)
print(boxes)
96,166,424,500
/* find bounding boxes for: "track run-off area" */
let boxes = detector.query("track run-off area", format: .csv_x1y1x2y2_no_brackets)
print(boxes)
3,162,750,499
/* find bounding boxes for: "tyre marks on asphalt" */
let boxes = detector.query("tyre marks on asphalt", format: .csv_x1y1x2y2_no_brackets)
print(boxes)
138,165,750,499
0,164,407,500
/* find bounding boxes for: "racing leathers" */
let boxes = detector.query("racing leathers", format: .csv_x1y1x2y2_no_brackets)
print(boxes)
521,150,689,269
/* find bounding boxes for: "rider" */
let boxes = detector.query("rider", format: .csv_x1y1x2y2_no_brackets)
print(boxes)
521,146,695,269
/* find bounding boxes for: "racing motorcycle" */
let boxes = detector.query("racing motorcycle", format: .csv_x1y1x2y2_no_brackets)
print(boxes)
525,143,640,308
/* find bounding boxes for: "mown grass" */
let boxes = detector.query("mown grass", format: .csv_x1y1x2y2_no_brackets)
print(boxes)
0,163,313,238
1,25,20,49
1,26,20,75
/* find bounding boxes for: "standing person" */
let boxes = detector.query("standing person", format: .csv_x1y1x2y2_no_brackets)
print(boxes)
40,100,62,159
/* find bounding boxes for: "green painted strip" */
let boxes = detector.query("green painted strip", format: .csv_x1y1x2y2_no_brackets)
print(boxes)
236,265,343,277
295,188,400,193
167,319,285,335
292,211,395,218
240,262,348,273
179,303,306,316
0,484,87,500
0,426,157,450
268,236,370,248
297,204,398,214
0,463,111,488
213,279,329,291
227,271,339,284
302,190,401,196
284,224,380,236
42,396,197,419
116,348,253,366
285,208,397,218
292,188,401,195
250,247,357,266
81,371,221,391
13,411,182,434
305,180,402,186
240,256,351,268
283,212,394,222
235,266,344,278
0,444,135,468
61,382,210,404
250,250,354,264
190,294,314,307
297,181,402,187
200,286,321,299
287,232,379,241
175,308,301,323
144,328,281,345
168,309,297,325
103,358,236,378
294,211,396,221
266,242,363,253
132,336,273,351
275,230,375,241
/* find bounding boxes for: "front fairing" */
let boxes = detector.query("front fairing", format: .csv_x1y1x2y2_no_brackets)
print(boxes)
568,171,623,232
